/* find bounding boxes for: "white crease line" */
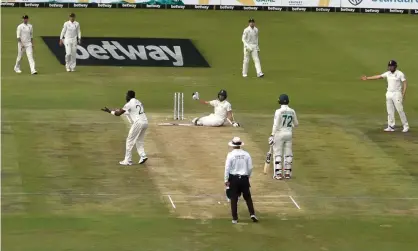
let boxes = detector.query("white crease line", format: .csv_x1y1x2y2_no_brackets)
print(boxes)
167,195,176,209
289,195,301,210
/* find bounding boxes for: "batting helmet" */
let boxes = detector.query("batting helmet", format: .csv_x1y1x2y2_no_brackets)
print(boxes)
278,94,289,105
388,60,397,67
218,89,228,101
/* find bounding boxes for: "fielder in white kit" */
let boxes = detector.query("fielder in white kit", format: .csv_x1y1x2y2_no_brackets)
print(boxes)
60,13,81,72
268,94,298,180
14,15,37,75
192,90,240,127
242,18,264,78
101,90,149,166
361,60,409,133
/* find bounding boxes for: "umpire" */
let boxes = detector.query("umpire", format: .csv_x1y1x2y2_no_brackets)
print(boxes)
224,137,258,224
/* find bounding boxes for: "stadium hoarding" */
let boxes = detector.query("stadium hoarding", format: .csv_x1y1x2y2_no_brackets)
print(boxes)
340,0,418,10
1,0,417,13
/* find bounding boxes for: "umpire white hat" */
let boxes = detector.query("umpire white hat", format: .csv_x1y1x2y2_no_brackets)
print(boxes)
228,137,244,147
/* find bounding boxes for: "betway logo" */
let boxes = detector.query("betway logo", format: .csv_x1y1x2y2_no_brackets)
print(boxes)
98,4,112,8
220,5,234,10
292,7,307,11
2,2,16,6
73,4,88,8
316,8,331,12
364,8,380,13
243,6,258,10
170,5,184,9
76,41,184,66
341,8,355,12
267,6,283,11
48,3,64,8
122,4,136,8
25,3,39,7
388,9,404,13
195,5,209,9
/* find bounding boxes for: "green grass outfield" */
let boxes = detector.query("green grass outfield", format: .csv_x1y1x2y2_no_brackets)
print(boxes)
2,8,418,251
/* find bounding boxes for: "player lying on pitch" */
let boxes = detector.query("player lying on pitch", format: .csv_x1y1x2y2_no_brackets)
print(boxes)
192,90,240,127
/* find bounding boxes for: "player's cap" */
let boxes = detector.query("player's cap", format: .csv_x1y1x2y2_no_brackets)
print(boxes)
22,15,29,19
248,18,255,23
69,13,76,18
228,137,244,147
388,60,397,67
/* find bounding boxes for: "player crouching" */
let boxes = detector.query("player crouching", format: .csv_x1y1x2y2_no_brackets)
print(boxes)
192,90,240,127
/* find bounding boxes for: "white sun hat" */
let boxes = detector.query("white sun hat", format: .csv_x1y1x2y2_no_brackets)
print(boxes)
228,137,244,147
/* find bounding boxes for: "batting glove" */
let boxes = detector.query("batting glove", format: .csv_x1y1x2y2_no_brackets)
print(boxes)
192,92,199,100
268,135,274,145
232,122,240,128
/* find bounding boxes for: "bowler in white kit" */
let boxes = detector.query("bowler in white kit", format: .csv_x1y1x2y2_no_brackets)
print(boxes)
269,94,298,180
192,90,240,127
361,60,409,133
14,15,37,75
60,13,81,72
101,90,149,166
242,18,264,78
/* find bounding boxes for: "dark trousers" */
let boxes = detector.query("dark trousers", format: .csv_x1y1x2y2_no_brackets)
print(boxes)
228,174,255,220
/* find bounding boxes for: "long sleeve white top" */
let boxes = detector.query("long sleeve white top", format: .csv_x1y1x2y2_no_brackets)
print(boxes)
17,23,33,45
224,149,253,182
242,26,259,48
60,21,81,41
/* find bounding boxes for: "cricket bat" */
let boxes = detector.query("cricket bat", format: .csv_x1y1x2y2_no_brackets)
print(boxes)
263,146,273,174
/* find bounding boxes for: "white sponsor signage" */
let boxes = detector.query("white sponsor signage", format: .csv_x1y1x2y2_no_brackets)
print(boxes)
341,0,418,9
76,41,185,67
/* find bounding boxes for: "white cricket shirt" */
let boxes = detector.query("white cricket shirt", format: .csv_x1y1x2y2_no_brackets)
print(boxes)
381,70,406,92
224,149,253,182
272,105,299,134
209,100,232,120
242,26,259,47
17,23,33,45
122,98,148,124
60,21,81,41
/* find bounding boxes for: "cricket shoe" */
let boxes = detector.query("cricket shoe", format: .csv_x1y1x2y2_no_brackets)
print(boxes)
232,220,238,224
402,126,409,133
119,160,133,166
257,73,264,78
250,215,259,223
242,74,248,78
384,126,395,132
31,71,38,75
70,68,76,72
273,173,283,180
139,156,148,164
192,117,201,126
66,68,71,72
14,68,22,74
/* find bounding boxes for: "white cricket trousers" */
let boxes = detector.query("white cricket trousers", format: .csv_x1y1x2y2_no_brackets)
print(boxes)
273,131,293,171
64,38,77,70
124,121,148,162
15,43,36,73
386,91,409,128
242,46,262,76
196,114,225,127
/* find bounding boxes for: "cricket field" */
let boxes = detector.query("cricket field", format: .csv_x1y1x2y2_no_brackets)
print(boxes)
2,9,418,251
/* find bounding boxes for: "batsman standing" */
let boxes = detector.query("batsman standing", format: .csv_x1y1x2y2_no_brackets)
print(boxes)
242,18,264,78
14,15,37,75
224,137,258,224
269,94,298,180
60,13,81,72
361,60,409,133
101,90,149,166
